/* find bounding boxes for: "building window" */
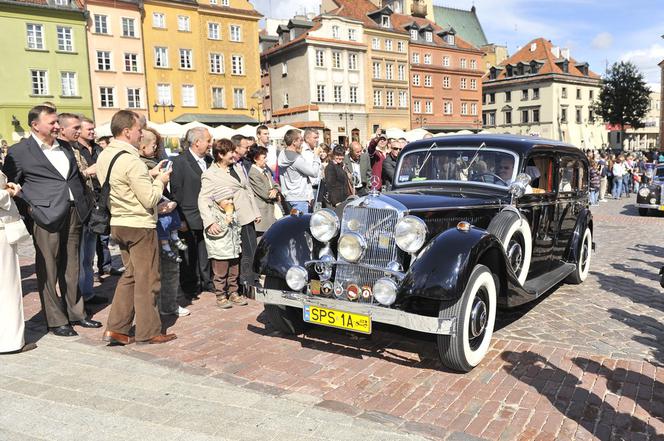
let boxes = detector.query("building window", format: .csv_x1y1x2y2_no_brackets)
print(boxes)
471,102,477,115
283,93,289,107
413,100,421,113
522,89,528,100
372,37,380,50
442,56,450,67
122,17,136,37
233,88,246,108
209,53,224,74
589,90,594,100
334,85,342,103
412,52,419,64
470,79,477,90
532,88,539,99
372,62,380,79
410,29,418,40
181,84,196,106
96,50,112,71
505,91,511,102
397,64,405,81
386,90,394,107
315,50,324,67
349,86,358,103
231,55,244,75
332,25,339,39
373,90,382,107
385,39,392,51
399,90,408,107
460,78,467,89
154,47,168,67
94,14,109,34
60,71,77,96
152,12,166,29
124,53,139,72
488,112,496,126
461,102,468,115
385,63,393,80
381,15,391,28
99,87,115,108
561,87,567,98
444,101,452,115
412,74,420,86
397,41,405,52
54,0,68,5
179,49,193,69
576,88,582,100
425,31,432,42
178,15,190,32
348,53,358,70
424,75,432,87
332,51,341,68
505,110,512,124
460,58,467,69
281,62,287,76
230,25,241,42
157,83,172,105
576,107,582,123
470,59,477,70
489,93,495,104
127,88,141,108
56,26,73,52
533,108,540,123
348,28,357,41
522,109,529,123
26,24,44,49
208,22,220,39
425,101,432,113
560,107,568,123
445,34,455,45
443,76,450,88
424,53,432,64
317,85,326,102
588,109,594,122
221,0,229,5
211,87,225,108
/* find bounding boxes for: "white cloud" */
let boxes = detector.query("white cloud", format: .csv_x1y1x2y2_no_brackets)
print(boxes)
591,32,613,50
619,44,664,84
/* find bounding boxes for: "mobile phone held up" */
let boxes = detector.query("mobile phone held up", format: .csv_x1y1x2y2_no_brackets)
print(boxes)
161,160,173,171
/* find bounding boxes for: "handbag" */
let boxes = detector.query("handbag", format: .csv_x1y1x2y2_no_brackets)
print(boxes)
89,151,128,235
273,203,283,220
5,218,30,244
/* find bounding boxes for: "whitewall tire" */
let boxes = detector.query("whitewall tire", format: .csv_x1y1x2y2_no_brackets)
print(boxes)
487,211,532,286
566,227,592,284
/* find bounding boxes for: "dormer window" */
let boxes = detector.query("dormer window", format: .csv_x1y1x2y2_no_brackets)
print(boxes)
489,67,497,80
348,28,357,41
410,29,418,40
289,28,295,40
445,34,455,45
332,25,339,39
381,15,390,28
425,31,432,42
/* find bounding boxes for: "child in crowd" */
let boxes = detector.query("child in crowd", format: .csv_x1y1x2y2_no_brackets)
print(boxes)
204,188,243,309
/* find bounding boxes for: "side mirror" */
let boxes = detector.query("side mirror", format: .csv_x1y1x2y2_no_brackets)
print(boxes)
508,173,532,198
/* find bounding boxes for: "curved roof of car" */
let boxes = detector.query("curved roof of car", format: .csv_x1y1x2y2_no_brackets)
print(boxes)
403,133,582,157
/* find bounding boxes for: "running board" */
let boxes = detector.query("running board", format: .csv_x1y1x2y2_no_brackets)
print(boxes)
523,263,576,297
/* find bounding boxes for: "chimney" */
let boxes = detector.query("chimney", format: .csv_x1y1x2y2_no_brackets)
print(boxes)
551,46,561,58
561,48,570,60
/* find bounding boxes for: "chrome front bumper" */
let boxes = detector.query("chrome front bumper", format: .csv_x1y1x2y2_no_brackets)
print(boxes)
255,287,456,335
635,203,662,210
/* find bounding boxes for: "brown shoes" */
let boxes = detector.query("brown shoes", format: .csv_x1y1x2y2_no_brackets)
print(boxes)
229,292,248,306
216,296,232,309
137,333,177,345
102,330,135,345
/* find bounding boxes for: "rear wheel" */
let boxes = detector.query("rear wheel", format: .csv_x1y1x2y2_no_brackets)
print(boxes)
487,210,532,285
437,264,497,372
263,276,309,335
566,227,592,284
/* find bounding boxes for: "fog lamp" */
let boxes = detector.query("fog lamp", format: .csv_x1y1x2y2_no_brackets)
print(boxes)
373,278,397,306
286,266,308,291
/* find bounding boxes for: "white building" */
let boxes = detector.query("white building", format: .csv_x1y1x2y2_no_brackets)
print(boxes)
610,90,660,151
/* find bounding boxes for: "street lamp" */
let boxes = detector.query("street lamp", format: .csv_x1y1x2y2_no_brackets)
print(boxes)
415,115,427,128
250,105,268,124
339,111,354,145
153,102,174,123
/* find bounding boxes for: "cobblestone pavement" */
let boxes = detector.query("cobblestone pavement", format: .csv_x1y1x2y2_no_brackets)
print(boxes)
15,196,664,440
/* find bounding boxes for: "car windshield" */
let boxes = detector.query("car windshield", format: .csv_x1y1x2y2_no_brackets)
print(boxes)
395,146,520,188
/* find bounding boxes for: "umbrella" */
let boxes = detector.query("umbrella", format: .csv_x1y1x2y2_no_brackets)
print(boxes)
385,127,406,140
211,125,236,140
270,124,298,139
95,122,112,137
180,121,213,133
404,128,432,141
157,121,186,137
235,124,257,137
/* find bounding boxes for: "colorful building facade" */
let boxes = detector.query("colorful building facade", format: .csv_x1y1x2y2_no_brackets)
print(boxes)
0,0,93,142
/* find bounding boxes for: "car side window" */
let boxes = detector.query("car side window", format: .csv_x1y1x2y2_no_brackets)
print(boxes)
524,154,554,194
558,156,580,193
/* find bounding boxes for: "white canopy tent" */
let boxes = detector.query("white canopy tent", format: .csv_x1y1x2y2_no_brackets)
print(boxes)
404,128,432,141
180,121,214,133
95,122,112,138
211,124,237,140
235,124,257,137
385,127,406,140
269,124,298,140
157,121,187,137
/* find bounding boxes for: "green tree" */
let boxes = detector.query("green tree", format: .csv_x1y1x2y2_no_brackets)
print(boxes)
593,61,651,149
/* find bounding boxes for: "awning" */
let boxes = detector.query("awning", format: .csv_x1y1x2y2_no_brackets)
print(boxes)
173,113,259,125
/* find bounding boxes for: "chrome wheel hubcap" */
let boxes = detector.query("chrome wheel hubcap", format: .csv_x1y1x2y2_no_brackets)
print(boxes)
470,298,487,339
507,241,523,274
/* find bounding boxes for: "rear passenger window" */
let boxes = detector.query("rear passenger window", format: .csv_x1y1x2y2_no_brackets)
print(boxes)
525,155,554,193
559,156,580,192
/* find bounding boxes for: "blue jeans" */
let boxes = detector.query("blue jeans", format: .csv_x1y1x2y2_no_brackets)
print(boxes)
157,211,181,241
612,177,623,199
622,174,630,195
79,225,98,299
589,190,598,205
97,234,112,273
289,200,310,214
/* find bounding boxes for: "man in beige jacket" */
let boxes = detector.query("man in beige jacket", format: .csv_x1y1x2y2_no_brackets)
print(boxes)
96,110,175,345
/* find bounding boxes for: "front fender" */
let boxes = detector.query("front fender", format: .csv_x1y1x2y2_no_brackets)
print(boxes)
565,208,593,263
397,227,505,304
253,213,316,279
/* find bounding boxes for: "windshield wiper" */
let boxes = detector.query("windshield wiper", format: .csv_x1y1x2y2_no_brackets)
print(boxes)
415,142,437,177
463,142,487,175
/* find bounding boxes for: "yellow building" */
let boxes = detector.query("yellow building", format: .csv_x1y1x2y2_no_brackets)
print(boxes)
142,0,262,126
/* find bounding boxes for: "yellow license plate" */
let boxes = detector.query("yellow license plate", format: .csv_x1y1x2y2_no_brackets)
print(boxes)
659,205,664,211
303,304,371,334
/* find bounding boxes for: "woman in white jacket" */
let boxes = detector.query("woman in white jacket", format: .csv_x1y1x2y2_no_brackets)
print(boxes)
0,171,36,354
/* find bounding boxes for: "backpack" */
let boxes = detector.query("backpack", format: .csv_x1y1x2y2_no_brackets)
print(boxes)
89,151,128,235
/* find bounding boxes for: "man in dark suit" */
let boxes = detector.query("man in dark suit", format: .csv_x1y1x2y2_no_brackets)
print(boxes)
343,141,372,196
2,105,99,337
170,127,214,297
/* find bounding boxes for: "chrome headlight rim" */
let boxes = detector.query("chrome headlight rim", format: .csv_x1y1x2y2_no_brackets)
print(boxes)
309,208,339,243
638,187,650,197
337,232,366,263
373,277,398,306
395,215,428,253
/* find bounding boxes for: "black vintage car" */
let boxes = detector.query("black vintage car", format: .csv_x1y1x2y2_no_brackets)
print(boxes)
635,164,664,216
253,134,594,372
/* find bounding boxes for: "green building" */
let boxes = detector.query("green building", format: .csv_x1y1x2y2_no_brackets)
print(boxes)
0,0,93,143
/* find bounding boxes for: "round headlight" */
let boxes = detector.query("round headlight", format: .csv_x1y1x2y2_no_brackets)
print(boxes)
395,216,427,253
286,266,308,291
338,232,366,262
373,278,397,306
310,209,339,242
639,187,650,197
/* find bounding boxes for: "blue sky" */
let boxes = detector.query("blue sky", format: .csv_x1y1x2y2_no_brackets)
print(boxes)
251,0,664,86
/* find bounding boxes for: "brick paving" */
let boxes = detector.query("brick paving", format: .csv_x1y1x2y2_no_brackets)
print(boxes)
17,195,664,440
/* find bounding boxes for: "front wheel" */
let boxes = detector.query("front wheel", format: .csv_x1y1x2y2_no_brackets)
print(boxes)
263,276,309,335
437,264,497,372
566,227,592,284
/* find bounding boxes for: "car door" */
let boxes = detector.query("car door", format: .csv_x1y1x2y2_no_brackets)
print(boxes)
518,151,556,277
553,154,585,264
